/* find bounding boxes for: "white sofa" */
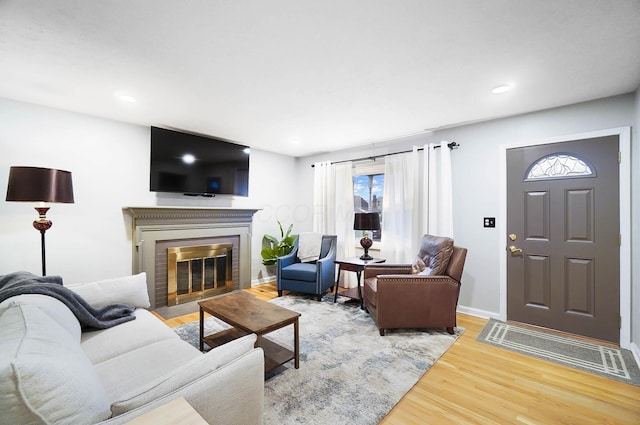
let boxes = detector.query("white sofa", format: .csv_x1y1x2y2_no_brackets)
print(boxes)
0,273,264,425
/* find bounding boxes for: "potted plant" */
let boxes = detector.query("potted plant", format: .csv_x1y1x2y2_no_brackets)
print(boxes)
261,222,296,266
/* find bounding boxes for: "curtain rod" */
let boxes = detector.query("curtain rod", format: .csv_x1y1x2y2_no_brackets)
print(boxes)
311,141,460,167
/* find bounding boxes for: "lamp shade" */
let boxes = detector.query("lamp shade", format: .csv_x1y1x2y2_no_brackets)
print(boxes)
6,166,74,203
353,212,380,231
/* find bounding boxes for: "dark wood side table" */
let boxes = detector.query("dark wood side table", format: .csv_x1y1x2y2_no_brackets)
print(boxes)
333,257,386,308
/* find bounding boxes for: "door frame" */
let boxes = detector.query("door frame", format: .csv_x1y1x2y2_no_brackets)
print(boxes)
498,126,631,348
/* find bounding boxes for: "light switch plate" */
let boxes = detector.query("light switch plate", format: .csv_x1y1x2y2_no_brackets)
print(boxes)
484,217,496,228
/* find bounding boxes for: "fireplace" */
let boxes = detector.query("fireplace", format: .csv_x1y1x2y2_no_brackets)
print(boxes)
168,243,233,305
124,207,259,310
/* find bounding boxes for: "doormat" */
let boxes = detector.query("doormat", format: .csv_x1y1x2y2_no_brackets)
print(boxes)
477,319,640,386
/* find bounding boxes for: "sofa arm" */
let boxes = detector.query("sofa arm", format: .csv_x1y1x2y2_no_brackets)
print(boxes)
363,264,413,279
104,334,264,425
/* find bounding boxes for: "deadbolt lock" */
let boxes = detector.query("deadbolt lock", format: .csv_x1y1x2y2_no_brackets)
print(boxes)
508,234,517,241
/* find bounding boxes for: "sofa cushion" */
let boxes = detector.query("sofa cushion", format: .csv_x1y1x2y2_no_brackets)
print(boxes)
0,294,81,342
418,235,454,276
110,334,258,416
65,272,150,308
94,338,202,404
0,304,111,425
81,309,180,364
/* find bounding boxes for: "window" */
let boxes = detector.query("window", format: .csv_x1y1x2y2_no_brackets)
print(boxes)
525,153,595,181
353,161,385,242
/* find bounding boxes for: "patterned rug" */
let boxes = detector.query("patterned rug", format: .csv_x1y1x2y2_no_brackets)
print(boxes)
172,293,462,424
477,319,640,386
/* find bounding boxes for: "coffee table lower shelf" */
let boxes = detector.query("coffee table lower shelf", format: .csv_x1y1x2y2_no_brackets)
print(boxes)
203,329,295,374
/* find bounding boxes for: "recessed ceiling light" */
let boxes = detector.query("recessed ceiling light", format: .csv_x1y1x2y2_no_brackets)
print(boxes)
182,153,195,164
114,91,137,103
492,84,513,94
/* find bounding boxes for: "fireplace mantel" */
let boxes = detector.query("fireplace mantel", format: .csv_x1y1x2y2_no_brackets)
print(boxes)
124,206,259,309
124,206,259,225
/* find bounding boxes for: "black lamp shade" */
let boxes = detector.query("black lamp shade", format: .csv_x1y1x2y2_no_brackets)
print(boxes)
353,212,380,230
6,166,74,203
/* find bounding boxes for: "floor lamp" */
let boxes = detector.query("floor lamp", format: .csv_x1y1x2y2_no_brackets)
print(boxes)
5,166,74,276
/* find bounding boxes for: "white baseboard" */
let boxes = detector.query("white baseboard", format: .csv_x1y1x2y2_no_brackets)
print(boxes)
251,276,276,287
456,304,500,320
629,342,640,365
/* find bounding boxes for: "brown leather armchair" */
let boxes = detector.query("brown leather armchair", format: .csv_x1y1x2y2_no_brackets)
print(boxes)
362,235,467,336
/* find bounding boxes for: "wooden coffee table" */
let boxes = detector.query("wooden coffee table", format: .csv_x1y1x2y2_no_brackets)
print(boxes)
199,291,301,372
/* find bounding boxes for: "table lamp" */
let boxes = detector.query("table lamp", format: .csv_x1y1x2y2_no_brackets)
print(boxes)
6,166,74,276
353,212,380,260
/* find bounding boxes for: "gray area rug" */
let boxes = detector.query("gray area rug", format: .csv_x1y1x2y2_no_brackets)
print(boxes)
477,318,640,386
173,293,462,424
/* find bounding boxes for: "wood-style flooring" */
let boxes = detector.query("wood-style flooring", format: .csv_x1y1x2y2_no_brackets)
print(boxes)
155,283,640,425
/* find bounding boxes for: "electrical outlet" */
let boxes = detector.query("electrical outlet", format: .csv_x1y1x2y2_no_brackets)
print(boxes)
484,217,496,228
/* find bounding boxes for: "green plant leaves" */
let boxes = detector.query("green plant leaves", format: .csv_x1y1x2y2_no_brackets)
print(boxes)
261,221,296,266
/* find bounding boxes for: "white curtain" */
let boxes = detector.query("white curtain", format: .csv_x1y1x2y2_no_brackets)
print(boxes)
313,161,357,288
313,161,334,233
380,151,419,263
426,142,454,237
333,163,357,288
313,142,453,278
381,143,454,263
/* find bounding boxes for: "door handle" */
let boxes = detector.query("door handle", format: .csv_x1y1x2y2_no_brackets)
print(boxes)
508,245,523,254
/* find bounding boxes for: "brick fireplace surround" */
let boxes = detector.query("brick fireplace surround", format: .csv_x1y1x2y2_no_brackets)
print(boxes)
124,207,259,310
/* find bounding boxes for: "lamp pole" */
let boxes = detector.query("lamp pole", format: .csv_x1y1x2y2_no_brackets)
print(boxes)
33,206,52,276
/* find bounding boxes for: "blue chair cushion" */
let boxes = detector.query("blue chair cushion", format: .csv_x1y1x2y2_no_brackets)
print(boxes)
281,263,317,282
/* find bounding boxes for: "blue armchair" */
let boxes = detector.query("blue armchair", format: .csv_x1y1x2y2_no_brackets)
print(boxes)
276,235,337,301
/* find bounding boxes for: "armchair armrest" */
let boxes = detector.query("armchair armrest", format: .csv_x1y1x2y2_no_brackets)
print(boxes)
316,254,334,273
375,275,460,305
316,236,337,285
364,264,413,279
373,275,461,333
277,248,298,269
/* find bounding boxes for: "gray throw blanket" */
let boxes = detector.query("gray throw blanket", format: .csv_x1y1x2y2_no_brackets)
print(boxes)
0,271,136,330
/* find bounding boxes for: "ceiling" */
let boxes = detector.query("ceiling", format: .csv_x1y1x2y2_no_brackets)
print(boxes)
1,1,639,157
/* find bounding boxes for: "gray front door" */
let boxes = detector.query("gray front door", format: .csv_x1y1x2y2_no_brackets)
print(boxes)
506,136,620,343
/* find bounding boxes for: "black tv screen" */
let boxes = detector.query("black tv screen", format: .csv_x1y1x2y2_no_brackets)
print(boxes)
150,127,249,196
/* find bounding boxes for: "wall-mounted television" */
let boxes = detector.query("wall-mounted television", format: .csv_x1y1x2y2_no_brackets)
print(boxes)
150,126,250,197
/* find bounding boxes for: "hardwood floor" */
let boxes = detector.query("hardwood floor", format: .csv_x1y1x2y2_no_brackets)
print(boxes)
155,283,640,424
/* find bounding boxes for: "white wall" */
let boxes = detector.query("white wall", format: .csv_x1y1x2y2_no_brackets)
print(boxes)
0,97,297,285
296,94,637,322
2,94,637,349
